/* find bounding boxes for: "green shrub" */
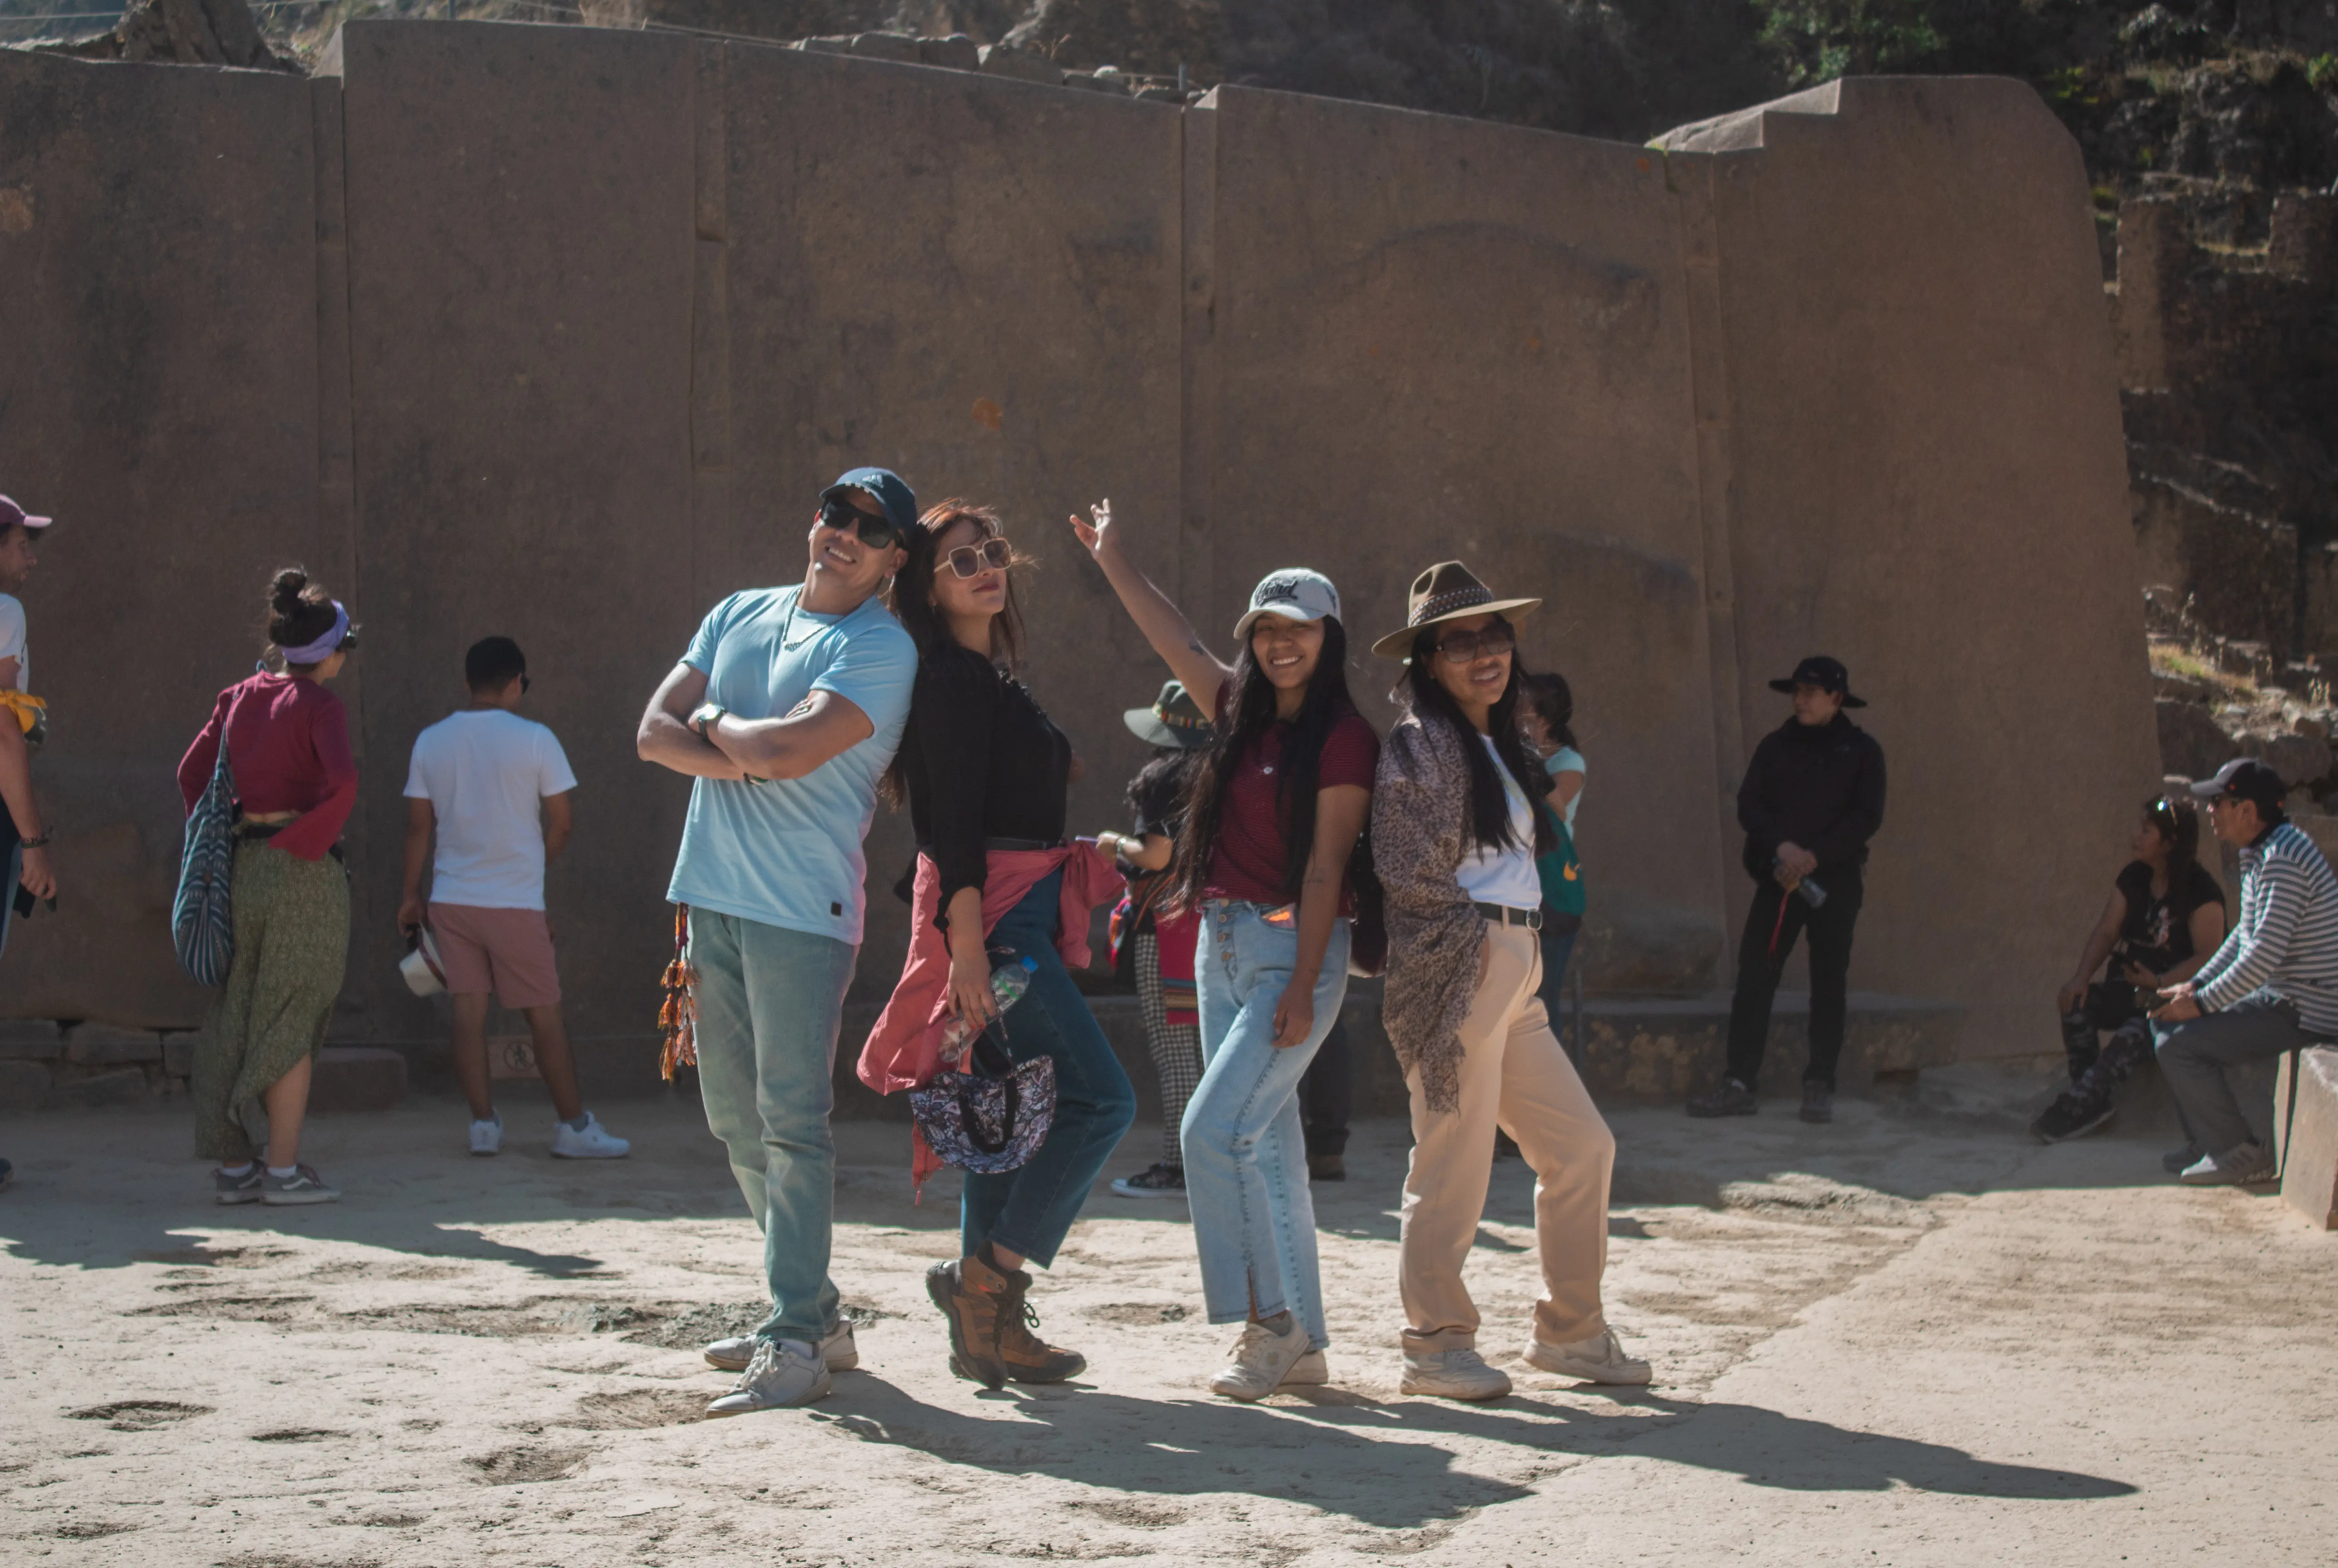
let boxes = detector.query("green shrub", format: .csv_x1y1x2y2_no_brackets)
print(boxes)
1749,0,1949,86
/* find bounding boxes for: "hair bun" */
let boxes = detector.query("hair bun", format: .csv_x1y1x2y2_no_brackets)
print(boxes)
270,568,310,612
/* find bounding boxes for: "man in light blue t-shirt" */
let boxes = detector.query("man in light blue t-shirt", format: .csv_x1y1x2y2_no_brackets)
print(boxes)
638,466,918,1417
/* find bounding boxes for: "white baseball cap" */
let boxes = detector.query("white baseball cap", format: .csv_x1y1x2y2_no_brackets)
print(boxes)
1232,568,1341,642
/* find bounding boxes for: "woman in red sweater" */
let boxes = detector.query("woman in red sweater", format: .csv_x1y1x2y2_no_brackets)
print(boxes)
176,570,359,1205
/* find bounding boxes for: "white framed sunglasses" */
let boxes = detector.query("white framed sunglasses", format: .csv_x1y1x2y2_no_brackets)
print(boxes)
946,537,1012,578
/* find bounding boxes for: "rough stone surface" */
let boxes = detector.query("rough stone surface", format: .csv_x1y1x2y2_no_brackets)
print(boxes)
2276,1044,2338,1230
978,41,1061,82
57,1068,150,1108
917,32,978,70
848,30,920,62
0,1021,64,1060
0,1060,49,1110
2158,696,2241,780
62,1025,163,1065
306,1046,407,1115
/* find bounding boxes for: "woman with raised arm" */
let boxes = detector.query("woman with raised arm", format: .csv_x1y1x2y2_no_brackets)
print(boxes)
861,501,1134,1392
176,569,360,1207
1370,562,1649,1399
1070,500,1375,1400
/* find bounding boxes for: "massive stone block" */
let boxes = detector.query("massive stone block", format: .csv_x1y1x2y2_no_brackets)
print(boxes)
0,51,321,1027
2275,1045,2338,1230
1661,80,2159,1051
0,34,2152,1096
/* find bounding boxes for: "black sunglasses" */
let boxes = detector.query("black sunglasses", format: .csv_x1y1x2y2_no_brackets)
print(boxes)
817,497,902,550
1432,619,1515,665
946,538,1012,579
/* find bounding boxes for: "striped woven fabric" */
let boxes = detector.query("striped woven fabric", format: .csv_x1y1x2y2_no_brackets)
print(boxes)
172,741,238,987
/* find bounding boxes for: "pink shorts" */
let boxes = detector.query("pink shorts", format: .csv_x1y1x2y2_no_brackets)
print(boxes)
429,903,561,1009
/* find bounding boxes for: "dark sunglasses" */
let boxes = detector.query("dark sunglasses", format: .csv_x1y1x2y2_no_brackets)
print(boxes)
817,497,902,550
1432,619,1515,665
945,538,1012,579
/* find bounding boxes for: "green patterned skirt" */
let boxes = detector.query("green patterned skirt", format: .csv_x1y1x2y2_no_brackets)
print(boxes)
191,840,350,1161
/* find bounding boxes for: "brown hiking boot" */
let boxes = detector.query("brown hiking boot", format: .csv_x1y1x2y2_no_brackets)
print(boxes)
926,1255,1009,1389
994,1266,1087,1384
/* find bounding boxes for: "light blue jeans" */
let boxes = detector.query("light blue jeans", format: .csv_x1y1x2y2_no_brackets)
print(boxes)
1183,901,1352,1350
689,909,858,1346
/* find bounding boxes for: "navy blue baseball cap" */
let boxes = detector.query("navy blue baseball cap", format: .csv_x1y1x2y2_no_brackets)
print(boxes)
2190,757,2286,813
820,467,918,539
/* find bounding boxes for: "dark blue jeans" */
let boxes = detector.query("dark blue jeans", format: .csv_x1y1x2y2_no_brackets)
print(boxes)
961,869,1137,1268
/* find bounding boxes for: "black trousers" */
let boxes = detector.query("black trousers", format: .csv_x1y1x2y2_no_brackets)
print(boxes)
1724,866,1864,1091
1299,1017,1352,1158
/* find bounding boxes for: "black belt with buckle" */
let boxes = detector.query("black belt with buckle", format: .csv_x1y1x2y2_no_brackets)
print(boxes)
1474,902,1543,931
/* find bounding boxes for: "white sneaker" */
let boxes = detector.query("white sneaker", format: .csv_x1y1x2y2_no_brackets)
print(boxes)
705,1320,857,1373
1281,1349,1329,1387
705,1338,829,1416
1206,1315,1309,1402
469,1112,503,1156
1524,1326,1652,1385
550,1112,629,1159
1401,1347,1512,1401
2178,1142,2276,1186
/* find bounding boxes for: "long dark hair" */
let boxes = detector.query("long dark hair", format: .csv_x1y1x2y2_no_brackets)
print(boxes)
1519,670,1577,754
1169,617,1358,910
2147,794,2201,889
1128,746,1204,824
1399,621,1555,857
881,500,1031,808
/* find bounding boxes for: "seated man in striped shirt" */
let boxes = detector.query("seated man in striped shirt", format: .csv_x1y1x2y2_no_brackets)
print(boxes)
2150,758,2338,1185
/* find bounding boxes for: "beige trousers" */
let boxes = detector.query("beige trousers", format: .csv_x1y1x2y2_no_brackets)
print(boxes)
1398,922,1615,1351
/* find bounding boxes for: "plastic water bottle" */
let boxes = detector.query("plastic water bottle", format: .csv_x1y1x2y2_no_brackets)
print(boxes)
938,954,1039,1062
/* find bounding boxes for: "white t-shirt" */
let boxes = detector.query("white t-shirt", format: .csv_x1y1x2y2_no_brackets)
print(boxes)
0,594,27,691
1544,744,1586,828
1456,735,1544,910
403,709,578,910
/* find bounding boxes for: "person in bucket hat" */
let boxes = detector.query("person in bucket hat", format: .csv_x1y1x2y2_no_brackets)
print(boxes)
1098,681,1216,1200
1368,560,1649,1397
1688,655,1886,1124
1070,498,1375,1401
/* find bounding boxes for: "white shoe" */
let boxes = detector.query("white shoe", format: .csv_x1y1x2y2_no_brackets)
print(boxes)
705,1320,857,1373
1524,1326,1652,1385
469,1112,503,1156
1281,1349,1329,1387
550,1112,629,1159
1400,1347,1512,1401
706,1338,829,1416
2178,1141,2276,1186
1207,1315,1309,1402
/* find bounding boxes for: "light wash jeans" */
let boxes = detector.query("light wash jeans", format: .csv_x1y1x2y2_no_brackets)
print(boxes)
689,908,858,1346
1183,901,1352,1351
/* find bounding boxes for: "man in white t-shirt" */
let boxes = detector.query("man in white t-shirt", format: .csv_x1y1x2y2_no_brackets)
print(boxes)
400,637,627,1161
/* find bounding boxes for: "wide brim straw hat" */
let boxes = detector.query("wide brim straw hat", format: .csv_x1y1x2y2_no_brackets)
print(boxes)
1369,560,1542,659
1123,679,1216,750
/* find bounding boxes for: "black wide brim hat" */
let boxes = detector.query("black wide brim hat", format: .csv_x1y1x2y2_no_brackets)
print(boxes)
1769,655,1865,708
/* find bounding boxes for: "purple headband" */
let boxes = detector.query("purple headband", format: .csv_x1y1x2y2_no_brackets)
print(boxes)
278,601,349,665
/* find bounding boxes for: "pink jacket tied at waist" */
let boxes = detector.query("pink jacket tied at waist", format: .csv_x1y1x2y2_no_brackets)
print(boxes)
859,843,1121,1190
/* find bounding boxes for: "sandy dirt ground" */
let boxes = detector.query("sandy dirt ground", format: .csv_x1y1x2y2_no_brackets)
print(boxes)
3,1066,2333,1566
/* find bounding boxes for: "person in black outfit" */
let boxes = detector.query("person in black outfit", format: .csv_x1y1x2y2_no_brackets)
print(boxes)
877,500,1136,1389
2031,795,2226,1143
1688,656,1886,1124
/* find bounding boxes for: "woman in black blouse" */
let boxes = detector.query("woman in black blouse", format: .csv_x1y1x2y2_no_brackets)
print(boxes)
882,500,1136,1390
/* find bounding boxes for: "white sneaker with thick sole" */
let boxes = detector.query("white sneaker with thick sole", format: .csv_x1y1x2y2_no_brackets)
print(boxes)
2179,1142,2276,1186
1281,1349,1329,1386
469,1112,503,1156
1401,1347,1512,1401
705,1320,858,1373
706,1338,829,1416
1207,1315,1309,1402
550,1112,629,1159
1524,1327,1652,1385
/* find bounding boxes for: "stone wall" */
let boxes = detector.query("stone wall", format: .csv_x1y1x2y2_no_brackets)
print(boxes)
0,28,2154,1091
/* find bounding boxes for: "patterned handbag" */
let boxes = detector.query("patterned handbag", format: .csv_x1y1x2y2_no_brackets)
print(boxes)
909,1032,1057,1176
172,722,237,987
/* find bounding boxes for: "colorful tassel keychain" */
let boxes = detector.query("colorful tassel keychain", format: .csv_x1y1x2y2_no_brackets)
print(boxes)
657,903,696,1080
